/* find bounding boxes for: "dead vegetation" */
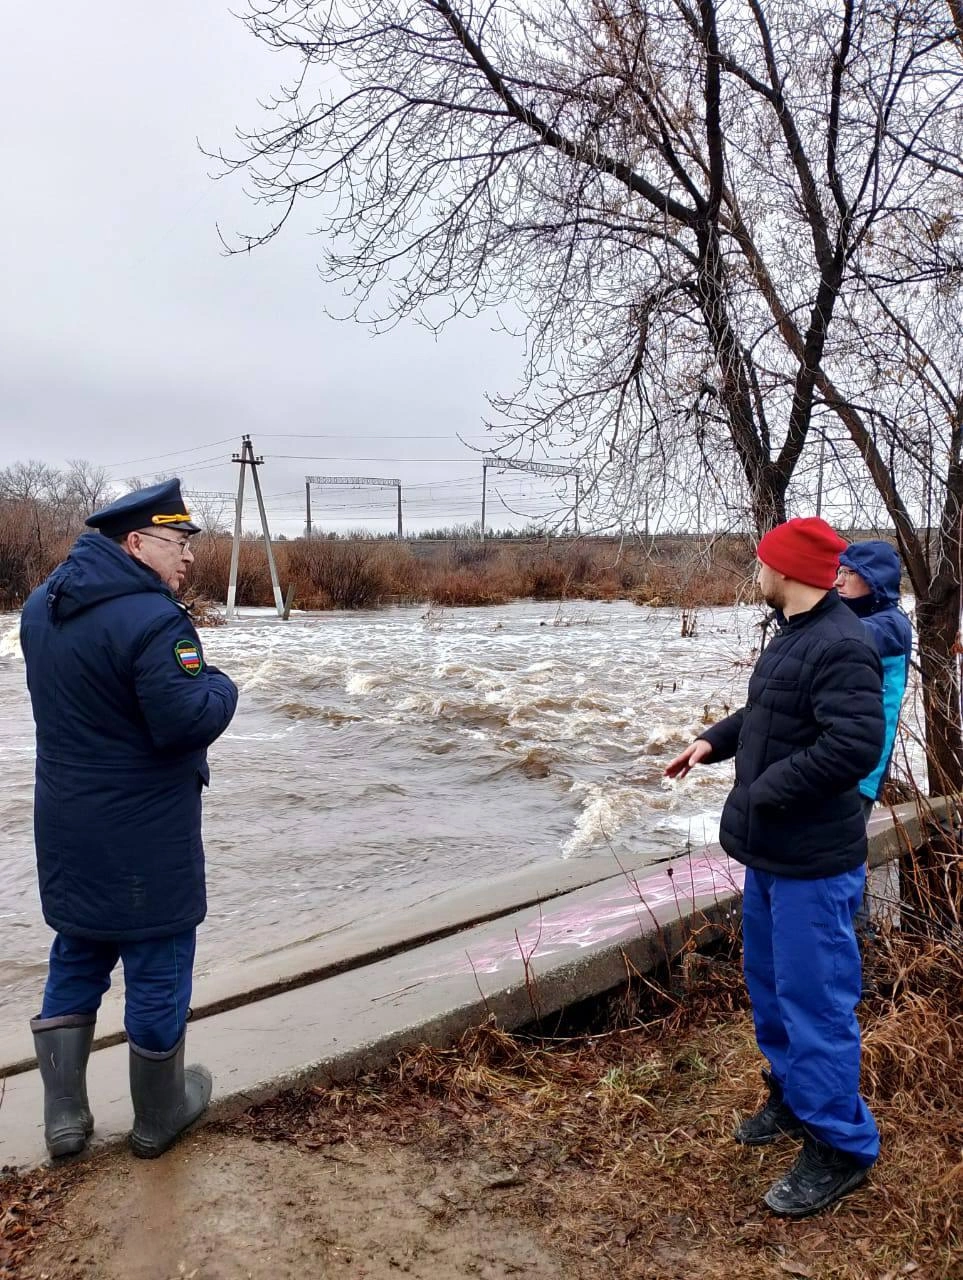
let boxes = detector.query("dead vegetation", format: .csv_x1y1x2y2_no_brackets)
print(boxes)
4,821,961,1278
185,533,755,611
2,953,960,1279
0,505,756,612
216,928,961,1280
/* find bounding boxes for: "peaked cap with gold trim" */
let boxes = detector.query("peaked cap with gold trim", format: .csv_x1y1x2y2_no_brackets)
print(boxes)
85,478,200,538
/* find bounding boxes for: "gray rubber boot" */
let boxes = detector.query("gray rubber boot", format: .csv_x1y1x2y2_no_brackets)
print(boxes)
30,1014,96,1158
128,1034,212,1159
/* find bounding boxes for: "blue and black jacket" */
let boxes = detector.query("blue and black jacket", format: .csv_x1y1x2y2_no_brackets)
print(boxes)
838,541,913,802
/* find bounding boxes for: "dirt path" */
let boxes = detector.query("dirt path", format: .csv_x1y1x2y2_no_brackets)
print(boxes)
17,1130,574,1280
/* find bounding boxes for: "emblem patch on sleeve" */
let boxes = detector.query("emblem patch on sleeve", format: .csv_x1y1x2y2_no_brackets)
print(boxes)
174,638,203,676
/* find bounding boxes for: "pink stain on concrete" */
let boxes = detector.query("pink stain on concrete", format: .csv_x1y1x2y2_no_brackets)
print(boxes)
421,851,745,979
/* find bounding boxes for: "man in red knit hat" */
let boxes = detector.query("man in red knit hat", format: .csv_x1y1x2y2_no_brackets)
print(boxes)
666,517,885,1217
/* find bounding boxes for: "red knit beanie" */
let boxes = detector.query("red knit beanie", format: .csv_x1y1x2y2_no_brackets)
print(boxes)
756,517,847,589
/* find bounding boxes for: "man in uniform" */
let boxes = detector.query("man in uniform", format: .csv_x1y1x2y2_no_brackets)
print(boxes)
665,517,885,1217
20,478,238,1159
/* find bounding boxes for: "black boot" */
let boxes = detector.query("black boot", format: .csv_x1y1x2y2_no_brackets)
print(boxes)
734,1068,804,1145
30,1014,96,1158
128,1034,212,1159
764,1135,871,1217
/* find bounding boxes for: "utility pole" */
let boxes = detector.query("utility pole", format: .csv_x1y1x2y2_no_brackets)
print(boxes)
815,432,827,519
305,480,313,537
225,435,284,620
480,462,488,539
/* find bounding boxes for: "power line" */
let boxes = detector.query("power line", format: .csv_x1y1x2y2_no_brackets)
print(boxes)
103,437,237,471
258,432,487,441
268,454,514,463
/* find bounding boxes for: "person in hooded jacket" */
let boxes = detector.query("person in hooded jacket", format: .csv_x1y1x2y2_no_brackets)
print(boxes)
835,541,913,938
20,479,238,1161
834,540,913,816
665,517,885,1218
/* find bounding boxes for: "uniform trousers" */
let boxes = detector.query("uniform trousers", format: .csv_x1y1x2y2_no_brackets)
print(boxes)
40,929,196,1053
742,866,879,1165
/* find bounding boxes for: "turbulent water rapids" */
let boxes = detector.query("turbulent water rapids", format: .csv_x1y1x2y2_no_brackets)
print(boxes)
1,600,765,1026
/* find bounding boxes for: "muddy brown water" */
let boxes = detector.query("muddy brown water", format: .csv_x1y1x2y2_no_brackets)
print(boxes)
1,600,759,1030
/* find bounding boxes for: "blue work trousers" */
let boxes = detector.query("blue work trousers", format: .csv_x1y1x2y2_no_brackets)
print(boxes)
40,929,196,1053
742,866,879,1165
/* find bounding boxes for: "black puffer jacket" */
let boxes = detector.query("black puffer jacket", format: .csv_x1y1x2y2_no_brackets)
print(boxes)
700,592,884,878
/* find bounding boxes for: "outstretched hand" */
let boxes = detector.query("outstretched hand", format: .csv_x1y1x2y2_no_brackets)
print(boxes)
664,739,713,779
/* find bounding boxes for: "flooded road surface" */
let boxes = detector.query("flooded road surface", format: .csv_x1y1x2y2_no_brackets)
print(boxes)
0,600,762,1026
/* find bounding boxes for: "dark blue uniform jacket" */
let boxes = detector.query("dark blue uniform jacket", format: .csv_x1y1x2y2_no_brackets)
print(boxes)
20,533,238,941
699,591,884,878
837,541,913,801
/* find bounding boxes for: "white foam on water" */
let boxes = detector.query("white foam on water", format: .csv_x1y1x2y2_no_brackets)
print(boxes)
561,783,644,858
661,811,722,848
234,657,294,692
345,671,390,696
0,620,22,660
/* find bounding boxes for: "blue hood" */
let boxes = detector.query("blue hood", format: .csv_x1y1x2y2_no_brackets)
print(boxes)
45,531,173,622
838,540,902,613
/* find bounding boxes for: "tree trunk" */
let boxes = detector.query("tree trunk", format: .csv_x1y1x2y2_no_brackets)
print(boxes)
915,590,963,796
749,464,787,535
900,587,963,937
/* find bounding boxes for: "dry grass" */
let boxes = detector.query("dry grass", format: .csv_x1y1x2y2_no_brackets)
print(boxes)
2,935,961,1278
218,933,963,1280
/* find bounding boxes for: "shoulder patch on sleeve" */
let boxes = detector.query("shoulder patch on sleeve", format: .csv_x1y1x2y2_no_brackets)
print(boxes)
174,638,204,676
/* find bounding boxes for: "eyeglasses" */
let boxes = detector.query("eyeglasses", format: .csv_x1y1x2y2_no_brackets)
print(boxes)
836,567,857,579
138,532,193,554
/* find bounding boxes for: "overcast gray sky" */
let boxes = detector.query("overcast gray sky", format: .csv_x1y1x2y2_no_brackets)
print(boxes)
0,2,573,535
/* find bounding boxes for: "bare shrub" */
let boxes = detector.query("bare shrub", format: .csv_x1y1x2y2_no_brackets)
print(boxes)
285,539,392,609
451,540,499,569
520,552,571,599
426,566,514,606
187,536,233,602
0,502,71,607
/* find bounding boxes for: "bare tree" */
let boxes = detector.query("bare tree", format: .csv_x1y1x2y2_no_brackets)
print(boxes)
185,491,235,539
63,459,113,514
0,460,59,503
221,0,963,787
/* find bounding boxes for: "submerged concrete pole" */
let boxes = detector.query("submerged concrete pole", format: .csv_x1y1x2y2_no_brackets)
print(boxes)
225,436,248,620
247,440,285,616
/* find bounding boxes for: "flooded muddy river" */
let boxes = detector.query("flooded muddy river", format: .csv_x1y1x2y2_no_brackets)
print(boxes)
1,600,764,1025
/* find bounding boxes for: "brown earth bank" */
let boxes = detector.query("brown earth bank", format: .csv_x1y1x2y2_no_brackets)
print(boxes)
4,939,961,1280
